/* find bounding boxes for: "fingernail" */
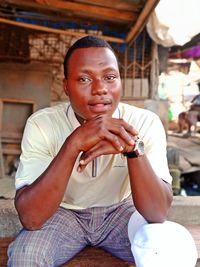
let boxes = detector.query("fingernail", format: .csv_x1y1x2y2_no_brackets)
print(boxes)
79,160,85,165
119,146,124,151
130,140,135,145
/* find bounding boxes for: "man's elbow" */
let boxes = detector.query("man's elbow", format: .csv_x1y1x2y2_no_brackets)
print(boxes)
148,199,173,224
18,212,44,230
15,202,44,230
15,189,45,230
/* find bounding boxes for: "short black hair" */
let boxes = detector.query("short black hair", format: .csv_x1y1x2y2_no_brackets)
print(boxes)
63,35,116,78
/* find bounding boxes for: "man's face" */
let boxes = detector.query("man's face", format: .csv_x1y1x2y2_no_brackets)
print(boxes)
64,47,122,123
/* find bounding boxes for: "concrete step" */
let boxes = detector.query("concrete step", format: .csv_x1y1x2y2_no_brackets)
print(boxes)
0,199,21,238
1,196,200,238
168,196,200,225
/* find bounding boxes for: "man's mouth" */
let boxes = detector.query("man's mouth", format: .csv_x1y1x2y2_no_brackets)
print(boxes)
88,99,112,113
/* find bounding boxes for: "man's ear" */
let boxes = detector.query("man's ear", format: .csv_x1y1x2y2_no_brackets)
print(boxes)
63,78,69,96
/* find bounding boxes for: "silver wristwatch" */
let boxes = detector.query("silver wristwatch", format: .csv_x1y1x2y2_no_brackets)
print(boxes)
123,138,145,158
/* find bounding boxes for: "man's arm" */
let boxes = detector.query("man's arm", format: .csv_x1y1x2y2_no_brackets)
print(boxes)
78,140,173,223
78,116,173,223
15,134,80,230
15,116,137,230
127,155,173,223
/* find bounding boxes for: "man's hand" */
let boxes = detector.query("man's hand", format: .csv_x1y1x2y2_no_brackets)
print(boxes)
73,115,138,155
77,138,136,172
73,116,139,172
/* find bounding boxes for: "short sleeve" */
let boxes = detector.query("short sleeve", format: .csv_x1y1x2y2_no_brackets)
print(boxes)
15,118,53,190
141,113,172,184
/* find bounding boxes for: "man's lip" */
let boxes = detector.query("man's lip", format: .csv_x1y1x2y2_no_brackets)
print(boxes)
88,99,112,105
87,99,112,113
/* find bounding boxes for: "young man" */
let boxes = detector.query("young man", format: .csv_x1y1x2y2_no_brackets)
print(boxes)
8,36,197,267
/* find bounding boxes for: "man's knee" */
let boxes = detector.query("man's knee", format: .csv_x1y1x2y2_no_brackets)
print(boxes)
130,221,197,267
7,235,54,267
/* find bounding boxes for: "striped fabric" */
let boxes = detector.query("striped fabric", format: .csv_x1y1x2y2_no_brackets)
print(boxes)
8,196,136,266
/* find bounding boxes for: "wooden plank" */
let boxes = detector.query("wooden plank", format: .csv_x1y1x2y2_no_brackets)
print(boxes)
1,225,200,266
2,148,21,156
0,18,125,44
35,0,137,22
70,0,142,12
0,237,14,267
0,135,5,179
61,247,135,267
0,238,134,267
126,0,160,43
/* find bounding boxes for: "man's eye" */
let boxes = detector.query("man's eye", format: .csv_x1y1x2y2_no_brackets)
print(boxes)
105,75,116,81
79,77,91,83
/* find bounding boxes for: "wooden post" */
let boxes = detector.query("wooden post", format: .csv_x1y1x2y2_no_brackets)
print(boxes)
0,135,5,178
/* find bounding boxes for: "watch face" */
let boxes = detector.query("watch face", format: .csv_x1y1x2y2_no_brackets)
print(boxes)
123,138,144,158
135,139,145,155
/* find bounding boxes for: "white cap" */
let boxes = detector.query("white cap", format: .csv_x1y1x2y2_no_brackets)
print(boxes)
131,221,198,267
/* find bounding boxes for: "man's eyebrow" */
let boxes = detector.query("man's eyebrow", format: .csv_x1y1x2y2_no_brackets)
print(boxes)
102,67,119,72
78,67,119,74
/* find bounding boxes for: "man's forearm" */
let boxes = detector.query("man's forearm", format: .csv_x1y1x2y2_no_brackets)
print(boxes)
127,155,173,223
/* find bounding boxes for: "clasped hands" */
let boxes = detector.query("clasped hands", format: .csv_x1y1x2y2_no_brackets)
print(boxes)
74,115,139,173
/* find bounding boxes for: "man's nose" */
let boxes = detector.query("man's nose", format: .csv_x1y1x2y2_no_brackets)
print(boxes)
91,79,108,95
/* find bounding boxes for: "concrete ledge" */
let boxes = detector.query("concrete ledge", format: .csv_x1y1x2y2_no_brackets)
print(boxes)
0,199,21,238
1,196,200,237
168,196,200,225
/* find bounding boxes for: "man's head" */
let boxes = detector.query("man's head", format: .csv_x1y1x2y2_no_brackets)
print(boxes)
63,35,122,124
64,36,117,79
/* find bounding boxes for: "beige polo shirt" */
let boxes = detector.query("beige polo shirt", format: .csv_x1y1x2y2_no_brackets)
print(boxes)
15,102,172,209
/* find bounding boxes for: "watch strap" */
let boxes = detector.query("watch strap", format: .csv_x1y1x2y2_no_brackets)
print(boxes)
123,150,139,158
